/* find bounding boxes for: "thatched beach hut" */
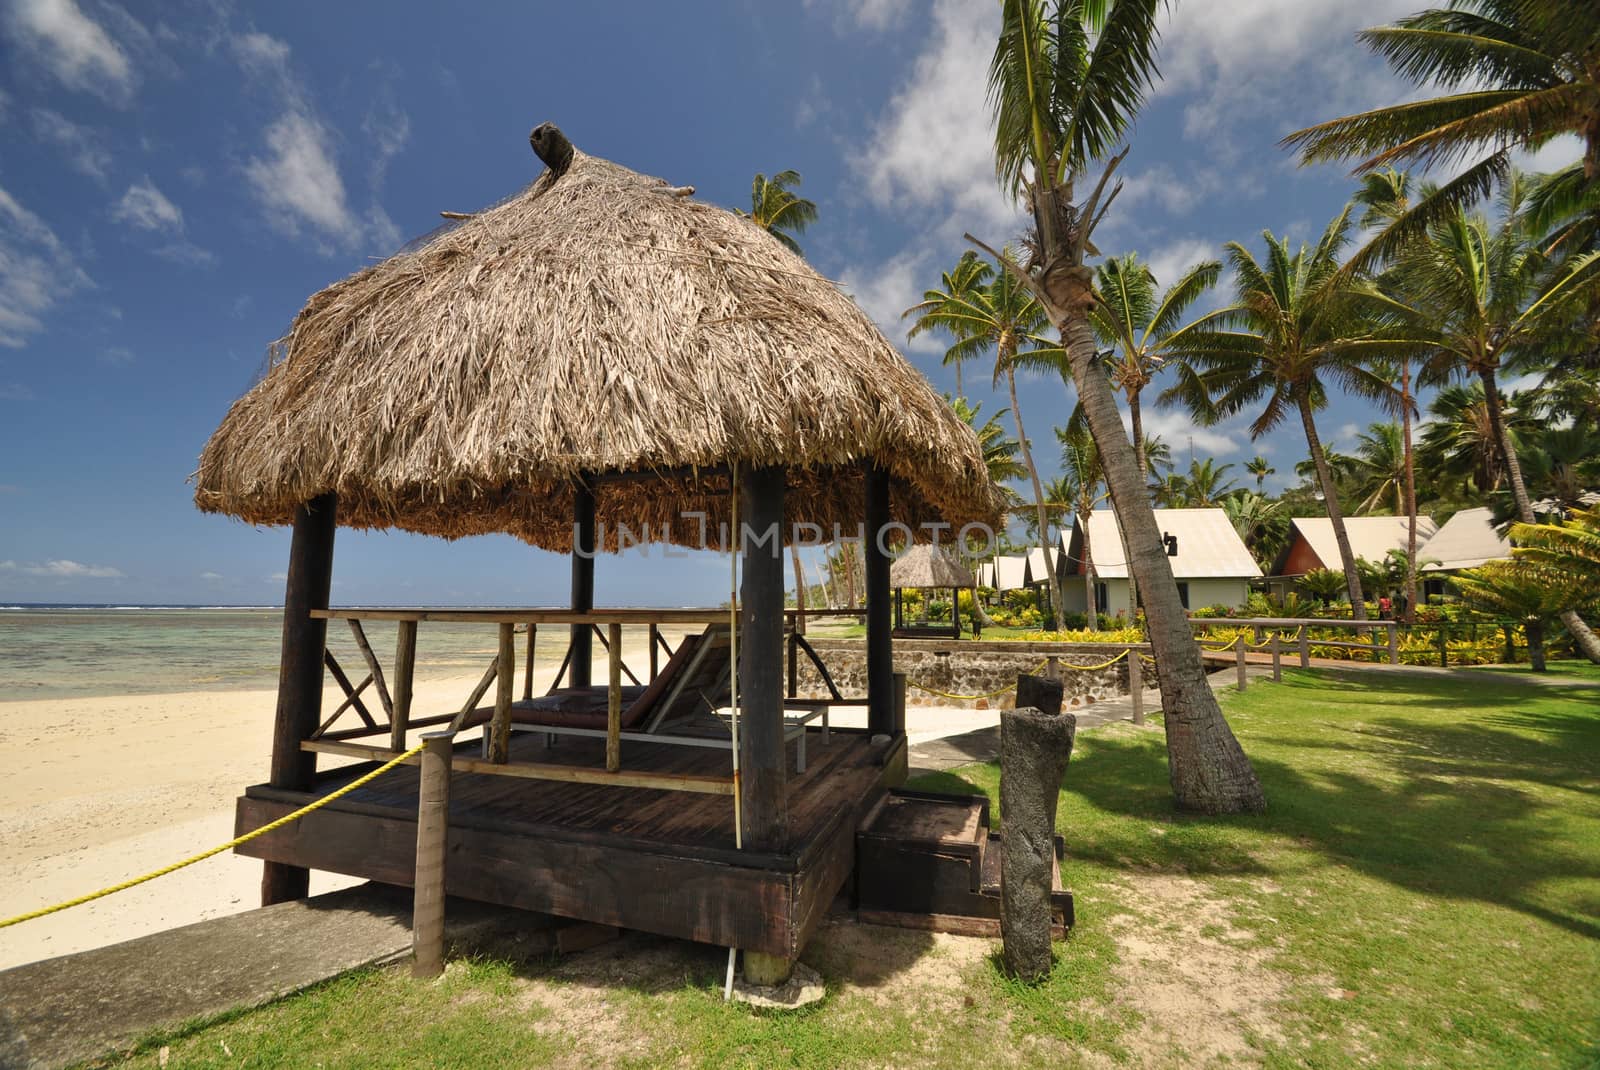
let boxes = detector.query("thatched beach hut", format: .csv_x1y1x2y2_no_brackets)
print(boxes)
195,124,1001,982
889,543,977,638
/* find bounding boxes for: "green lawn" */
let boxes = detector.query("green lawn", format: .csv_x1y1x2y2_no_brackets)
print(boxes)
1470,659,1600,683
96,670,1600,1069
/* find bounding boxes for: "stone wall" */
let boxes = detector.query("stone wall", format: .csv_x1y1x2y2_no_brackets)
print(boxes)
790,638,1132,710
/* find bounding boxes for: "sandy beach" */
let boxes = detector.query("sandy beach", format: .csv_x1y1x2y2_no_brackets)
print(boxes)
0,631,696,970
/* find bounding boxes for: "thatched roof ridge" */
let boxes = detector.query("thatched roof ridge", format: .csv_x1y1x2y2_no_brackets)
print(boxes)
890,543,976,589
193,126,1002,549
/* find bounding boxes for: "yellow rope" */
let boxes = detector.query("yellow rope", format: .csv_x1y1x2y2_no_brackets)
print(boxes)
0,742,428,930
904,649,1131,701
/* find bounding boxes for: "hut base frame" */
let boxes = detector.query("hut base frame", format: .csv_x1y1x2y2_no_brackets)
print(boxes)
234,727,906,960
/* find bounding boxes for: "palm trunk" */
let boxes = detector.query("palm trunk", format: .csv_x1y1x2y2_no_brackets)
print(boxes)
1125,387,1143,622
1528,619,1547,672
1079,508,1097,629
840,542,859,609
954,360,963,400
1480,366,1600,662
790,543,808,633
1008,365,1064,627
1402,359,1419,624
1298,395,1368,621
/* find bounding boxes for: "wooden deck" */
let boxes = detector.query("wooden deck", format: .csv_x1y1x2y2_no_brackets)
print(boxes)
235,727,906,959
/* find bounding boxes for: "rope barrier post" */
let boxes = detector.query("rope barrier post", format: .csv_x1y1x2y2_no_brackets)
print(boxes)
1045,655,1061,682
1127,649,1143,726
1298,625,1310,669
1235,635,1248,691
412,730,455,979
1270,633,1282,682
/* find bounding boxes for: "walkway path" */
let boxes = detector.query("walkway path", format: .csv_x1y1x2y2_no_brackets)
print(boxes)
0,884,584,1070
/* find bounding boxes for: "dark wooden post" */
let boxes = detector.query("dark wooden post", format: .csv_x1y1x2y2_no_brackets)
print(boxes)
570,478,596,689
411,730,454,979
864,464,895,737
263,492,337,907
739,465,788,853
391,620,417,753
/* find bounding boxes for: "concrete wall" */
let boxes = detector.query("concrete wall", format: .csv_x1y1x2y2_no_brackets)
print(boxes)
792,638,1131,710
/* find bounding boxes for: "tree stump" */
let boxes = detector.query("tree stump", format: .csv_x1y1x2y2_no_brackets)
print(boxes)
999,704,1076,982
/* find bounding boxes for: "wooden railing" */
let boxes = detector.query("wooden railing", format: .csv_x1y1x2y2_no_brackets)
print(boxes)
304,608,738,794
1189,616,1401,665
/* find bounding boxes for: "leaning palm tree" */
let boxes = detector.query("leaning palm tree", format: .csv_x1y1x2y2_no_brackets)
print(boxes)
741,169,820,624
1163,209,1401,620
1056,423,1107,630
905,255,1069,625
907,253,995,398
980,0,1264,813
1092,251,1220,613
1283,0,1600,269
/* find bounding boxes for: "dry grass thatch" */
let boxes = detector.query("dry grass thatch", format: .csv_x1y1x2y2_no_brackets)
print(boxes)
193,126,1003,551
889,543,975,589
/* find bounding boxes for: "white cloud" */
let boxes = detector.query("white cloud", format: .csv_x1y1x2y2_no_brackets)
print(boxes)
1155,0,1416,149
838,248,943,354
3,0,136,103
0,558,123,578
111,176,182,232
30,108,110,180
234,32,404,253
1144,237,1221,290
1513,134,1582,177
0,185,92,347
245,109,360,246
99,344,132,364
806,0,913,31
1141,406,1248,458
199,570,223,581
857,0,1020,240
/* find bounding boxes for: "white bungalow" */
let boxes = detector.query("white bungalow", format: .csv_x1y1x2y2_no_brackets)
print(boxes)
1416,506,1512,596
1061,507,1262,618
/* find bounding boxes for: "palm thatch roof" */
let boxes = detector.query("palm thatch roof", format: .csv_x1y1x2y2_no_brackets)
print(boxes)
193,124,1002,551
890,544,976,589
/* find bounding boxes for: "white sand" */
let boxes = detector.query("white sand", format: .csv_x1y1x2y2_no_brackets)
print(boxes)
0,633,682,970
0,632,990,972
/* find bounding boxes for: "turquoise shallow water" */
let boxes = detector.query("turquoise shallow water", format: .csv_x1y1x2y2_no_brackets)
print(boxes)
0,608,578,702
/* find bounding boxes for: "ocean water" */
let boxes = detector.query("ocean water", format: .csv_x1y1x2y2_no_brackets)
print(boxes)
0,606,583,702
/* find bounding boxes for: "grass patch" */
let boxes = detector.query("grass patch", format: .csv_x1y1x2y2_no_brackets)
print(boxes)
1470,659,1600,683
93,670,1600,1069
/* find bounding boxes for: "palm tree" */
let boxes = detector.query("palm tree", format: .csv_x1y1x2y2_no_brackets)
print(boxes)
903,254,1069,625
1511,504,1600,590
742,169,821,628
1165,458,1239,507
984,0,1265,814
739,170,818,255
1454,562,1575,672
1417,382,1523,494
950,396,1028,498
1224,491,1288,570
1164,208,1400,620
907,253,995,399
1245,455,1274,492
1352,422,1407,515
1382,175,1600,658
1056,424,1107,630
1092,251,1221,614
1283,0,1600,269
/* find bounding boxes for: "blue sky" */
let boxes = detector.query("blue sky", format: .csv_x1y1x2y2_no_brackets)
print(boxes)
0,0,1579,606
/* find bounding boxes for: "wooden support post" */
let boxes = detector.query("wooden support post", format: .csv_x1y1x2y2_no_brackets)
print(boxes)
1235,635,1248,691
411,730,454,980
391,620,417,753
1298,626,1310,668
347,619,394,720
739,465,788,854
1128,651,1144,725
263,493,336,907
787,630,799,699
893,671,908,733
523,624,537,701
1045,655,1061,681
1387,623,1399,665
570,478,596,689
1270,633,1282,682
488,623,514,763
863,464,895,737
648,623,659,681
606,622,622,772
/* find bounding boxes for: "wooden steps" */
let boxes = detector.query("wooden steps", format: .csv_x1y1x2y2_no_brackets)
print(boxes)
855,790,1074,938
